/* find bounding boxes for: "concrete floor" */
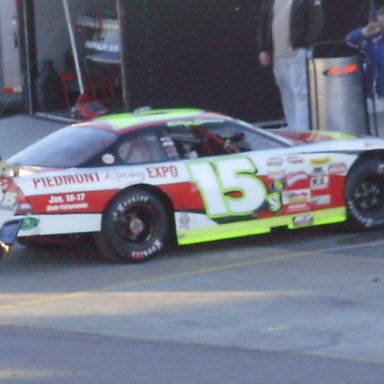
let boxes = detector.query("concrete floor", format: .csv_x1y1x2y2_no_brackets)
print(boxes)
0,115,383,383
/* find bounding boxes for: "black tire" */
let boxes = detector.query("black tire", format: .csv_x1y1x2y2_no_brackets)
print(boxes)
95,189,170,263
345,157,384,229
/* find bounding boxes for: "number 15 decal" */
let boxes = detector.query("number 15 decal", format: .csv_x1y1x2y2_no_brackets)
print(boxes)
187,156,267,218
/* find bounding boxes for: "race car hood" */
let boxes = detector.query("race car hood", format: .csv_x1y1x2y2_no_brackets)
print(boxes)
274,130,356,145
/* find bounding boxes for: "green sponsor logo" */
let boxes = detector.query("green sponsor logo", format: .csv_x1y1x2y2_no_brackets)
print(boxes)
21,217,39,231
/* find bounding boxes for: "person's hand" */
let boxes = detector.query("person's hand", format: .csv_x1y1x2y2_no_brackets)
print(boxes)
259,51,272,67
363,22,380,37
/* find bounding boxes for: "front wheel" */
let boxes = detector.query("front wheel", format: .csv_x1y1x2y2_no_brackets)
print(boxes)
345,158,384,229
95,189,170,263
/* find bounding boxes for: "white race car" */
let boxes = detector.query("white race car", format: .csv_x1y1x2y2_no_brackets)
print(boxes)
0,108,383,263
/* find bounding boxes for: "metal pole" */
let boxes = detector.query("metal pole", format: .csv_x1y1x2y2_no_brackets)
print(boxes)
116,0,131,111
372,96,379,136
22,0,34,114
62,0,84,94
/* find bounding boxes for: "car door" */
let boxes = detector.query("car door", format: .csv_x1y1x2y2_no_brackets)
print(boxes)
164,119,299,243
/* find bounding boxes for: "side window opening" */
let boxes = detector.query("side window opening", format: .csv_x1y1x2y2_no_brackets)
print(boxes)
165,120,285,159
117,131,167,165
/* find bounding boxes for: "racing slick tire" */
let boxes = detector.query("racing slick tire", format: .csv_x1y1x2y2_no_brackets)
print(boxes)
95,189,170,263
345,157,384,229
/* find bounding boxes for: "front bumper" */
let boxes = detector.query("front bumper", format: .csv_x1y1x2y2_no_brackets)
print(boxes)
0,219,23,245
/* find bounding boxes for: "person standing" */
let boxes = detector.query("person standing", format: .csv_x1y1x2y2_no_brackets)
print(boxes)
258,0,324,131
346,6,384,100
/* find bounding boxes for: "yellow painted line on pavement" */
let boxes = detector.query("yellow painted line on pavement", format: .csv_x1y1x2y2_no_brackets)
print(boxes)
0,250,315,312
1,238,383,313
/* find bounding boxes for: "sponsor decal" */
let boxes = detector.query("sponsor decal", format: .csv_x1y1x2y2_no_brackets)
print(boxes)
147,165,179,179
311,176,329,190
286,171,308,187
282,189,311,205
287,155,304,164
267,193,282,213
33,172,100,189
328,163,347,175
178,212,191,230
105,169,146,183
271,180,285,193
293,215,314,227
267,157,284,167
47,203,88,212
102,153,115,165
21,217,39,231
310,157,332,166
312,195,331,206
47,193,88,212
312,166,326,175
48,193,86,205
286,203,310,213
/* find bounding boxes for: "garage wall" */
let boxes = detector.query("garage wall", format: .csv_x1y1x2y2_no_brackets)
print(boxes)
0,0,21,92
25,0,370,121
33,0,69,73
121,0,282,122
33,0,116,74
121,0,370,123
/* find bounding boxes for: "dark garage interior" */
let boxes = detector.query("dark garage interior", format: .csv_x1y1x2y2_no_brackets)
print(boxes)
21,0,371,123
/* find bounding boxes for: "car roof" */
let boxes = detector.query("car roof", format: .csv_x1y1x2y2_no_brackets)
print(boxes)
75,108,232,134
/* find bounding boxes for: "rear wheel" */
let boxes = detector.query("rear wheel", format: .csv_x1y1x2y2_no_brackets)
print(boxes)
95,189,170,263
345,158,384,228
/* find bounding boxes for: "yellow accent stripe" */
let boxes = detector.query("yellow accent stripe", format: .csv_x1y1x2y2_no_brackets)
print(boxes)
177,208,347,245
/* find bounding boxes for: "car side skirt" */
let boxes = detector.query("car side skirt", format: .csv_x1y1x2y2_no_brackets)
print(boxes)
176,207,347,245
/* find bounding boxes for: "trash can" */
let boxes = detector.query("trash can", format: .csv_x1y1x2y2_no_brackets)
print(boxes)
307,42,369,135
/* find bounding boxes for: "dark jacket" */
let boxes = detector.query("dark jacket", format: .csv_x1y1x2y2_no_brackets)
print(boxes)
346,27,384,98
258,0,324,54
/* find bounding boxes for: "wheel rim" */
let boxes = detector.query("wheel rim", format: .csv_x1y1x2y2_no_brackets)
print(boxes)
117,204,156,244
354,176,384,212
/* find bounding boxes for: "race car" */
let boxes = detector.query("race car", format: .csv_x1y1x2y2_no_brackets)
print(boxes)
0,108,384,263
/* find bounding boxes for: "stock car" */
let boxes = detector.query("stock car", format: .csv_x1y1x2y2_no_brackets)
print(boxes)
0,108,384,263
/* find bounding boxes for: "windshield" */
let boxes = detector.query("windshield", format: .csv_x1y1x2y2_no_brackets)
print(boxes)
8,126,118,167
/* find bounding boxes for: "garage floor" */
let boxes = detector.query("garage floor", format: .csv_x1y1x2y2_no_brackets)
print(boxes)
0,115,383,383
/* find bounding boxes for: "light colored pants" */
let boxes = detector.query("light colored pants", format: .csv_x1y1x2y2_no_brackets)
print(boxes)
273,49,310,131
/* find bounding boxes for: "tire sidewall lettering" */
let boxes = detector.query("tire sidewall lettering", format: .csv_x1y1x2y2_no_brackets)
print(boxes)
346,158,384,228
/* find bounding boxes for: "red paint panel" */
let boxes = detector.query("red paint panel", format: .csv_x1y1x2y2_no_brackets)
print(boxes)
27,189,119,214
159,182,205,211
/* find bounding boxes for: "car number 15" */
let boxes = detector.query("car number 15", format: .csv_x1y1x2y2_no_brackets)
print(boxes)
187,156,267,218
